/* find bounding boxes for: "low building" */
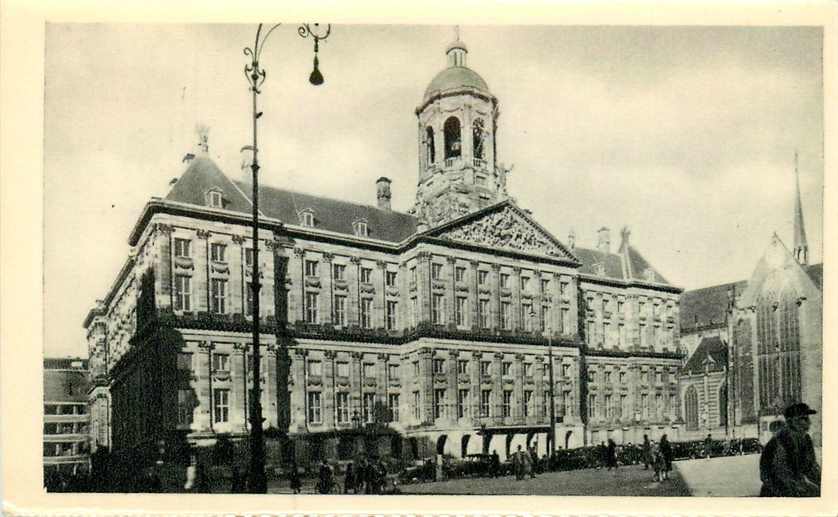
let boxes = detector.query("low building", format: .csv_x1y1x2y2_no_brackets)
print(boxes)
43,358,90,476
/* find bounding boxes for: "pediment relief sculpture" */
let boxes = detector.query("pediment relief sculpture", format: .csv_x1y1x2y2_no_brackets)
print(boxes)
438,206,567,258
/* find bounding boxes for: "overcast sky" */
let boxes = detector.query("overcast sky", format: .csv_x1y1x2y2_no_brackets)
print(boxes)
44,24,823,358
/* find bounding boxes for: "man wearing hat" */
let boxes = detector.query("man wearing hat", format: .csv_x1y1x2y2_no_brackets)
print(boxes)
759,402,821,497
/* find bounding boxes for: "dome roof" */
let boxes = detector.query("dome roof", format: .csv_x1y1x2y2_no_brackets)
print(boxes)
423,65,490,101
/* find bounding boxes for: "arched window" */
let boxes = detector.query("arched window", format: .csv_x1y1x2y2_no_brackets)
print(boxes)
779,288,802,403
444,117,461,159
473,118,485,160
756,292,778,410
425,126,435,165
684,385,699,430
718,383,728,428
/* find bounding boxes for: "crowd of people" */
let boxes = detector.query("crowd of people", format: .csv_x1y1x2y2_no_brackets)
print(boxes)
310,456,394,494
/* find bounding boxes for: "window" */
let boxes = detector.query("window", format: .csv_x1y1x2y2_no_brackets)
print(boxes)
385,270,397,287
211,279,227,313
501,302,512,329
410,297,418,327
388,363,399,380
457,359,469,375
363,393,375,423
308,392,322,423
618,324,626,348
443,116,462,159
386,300,397,330
360,298,373,329
541,305,550,332
655,393,663,419
353,220,368,237
455,297,467,326
360,267,372,283
432,358,445,375
431,263,442,280
617,300,624,314
621,394,629,418
478,299,490,328
413,361,420,376
413,391,421,419
432,294,445,325
336,361,349,377
641,393,649,419
561,308,570,334
244,248,254,268
619,371,626,384
307,360,322,376
655,371,662,384
333,263,346,281
524,390,533,417
562,364,571,378
480,389,491,417
560,281,568,298
208,190,223,208
178,389,193,426
457,389,469,418
305,260,318,277
433,389,445,419
524,363,533,377
605,394,613,419
480,361,491,376
425,126,436,164
388,394,400,422
305,292,319,323
174,238,191,258
588,395,596,419
177,352,193,372
410,266,417,285
213,389,229,423
587,369,596,383
300,210,314,227
605,370,613,384
522,303,533,331
210,243,226,262
212,353,229,372
174,275,191,311
500,273,510,288
478,270,488,285
455,266,466,282
337,392,349,423
521,276,530,292
502,390,513,417
640,323,647,348
246,282,258,317
334,295,346,326
473,118,485,159
363,363,375,378
541,278,550,293
502,361,512,376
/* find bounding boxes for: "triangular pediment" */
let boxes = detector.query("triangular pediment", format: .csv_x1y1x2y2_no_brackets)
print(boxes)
428,202,578,262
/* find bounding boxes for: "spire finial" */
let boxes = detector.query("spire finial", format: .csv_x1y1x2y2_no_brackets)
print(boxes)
195,123,209,154
792,150,808,265
446,26,468,67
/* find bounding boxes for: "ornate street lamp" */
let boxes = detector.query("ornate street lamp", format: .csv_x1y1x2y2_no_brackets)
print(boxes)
242,22,331,493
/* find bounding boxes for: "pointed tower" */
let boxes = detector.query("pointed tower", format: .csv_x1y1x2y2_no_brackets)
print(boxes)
792,151,809,265
414,29,503,227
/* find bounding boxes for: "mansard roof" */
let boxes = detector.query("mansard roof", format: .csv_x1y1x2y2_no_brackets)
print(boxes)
681,335,727,375
165,156,254,215
232,180,419,243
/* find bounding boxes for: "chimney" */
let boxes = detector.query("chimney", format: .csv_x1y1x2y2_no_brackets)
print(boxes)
376,177,392,210
240,146,255,181
597,227,611,253
567,229,576,250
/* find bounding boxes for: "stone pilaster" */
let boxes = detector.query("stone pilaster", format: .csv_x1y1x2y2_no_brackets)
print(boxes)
374,260,386,328
376,353,388,412
290,348,307,433
469,260,480,328
196,341,214,432
534,356,546,424
492,352,503,424
417,252,432,324
290,247,305,323
512,266,522,331
446,257,457,326
419,347,434,424
264,344,278,428
447,349,459,421
350,351,363,418
349,257,361,326
514,353,525,422
230,235,245,315
491,264,501,329
195,230,211,313
233,342,248,432
322,350,336,429
321,253,334,325
155,224,174,309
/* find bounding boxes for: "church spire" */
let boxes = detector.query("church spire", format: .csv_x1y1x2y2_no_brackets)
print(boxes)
793,150,809,265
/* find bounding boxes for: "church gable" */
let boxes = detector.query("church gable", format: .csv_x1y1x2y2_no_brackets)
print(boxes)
429,202,577,261
739,234,820,308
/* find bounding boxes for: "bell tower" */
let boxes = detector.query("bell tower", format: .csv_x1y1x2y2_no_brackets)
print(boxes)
414,31,506,227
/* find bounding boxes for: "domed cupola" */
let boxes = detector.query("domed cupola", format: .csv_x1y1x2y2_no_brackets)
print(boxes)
414,31,506,228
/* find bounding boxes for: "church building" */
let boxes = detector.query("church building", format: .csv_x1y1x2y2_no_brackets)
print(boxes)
678,154,822,444
84,36,684,466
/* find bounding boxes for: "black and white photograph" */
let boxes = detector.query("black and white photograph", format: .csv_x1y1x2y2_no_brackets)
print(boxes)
2,4,836,514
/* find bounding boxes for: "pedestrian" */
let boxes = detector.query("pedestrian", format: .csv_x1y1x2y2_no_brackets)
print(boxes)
659,434,673,480
317,460,334,494
759,403,821,497
490,449,501,477
344,462,356,494
528,447,538,478
288,459,301,494
512,445,523,480
606,439,618,470
376,457,387,494
641,435,651,470
704,433,713,459
184,454,197,492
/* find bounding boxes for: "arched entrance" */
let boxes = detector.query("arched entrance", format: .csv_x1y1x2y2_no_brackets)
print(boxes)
408,437,419,461
436,435,447,455
685,386,699,430
461,435,470,457
719,383,728,428
564,430,573,449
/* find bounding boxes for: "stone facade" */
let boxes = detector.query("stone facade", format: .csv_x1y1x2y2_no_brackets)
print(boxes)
84,37,685,466
44,358,91,475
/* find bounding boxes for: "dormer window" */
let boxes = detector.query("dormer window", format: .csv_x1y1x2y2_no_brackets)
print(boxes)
644,268,656,282
353,219,368,237
206,189,223,208
299,209,315,228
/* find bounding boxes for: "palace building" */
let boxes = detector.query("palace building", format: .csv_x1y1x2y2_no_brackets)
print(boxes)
84,36,684,465
678,155,822,444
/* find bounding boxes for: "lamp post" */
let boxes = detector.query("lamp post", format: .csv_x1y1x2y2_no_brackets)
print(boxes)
242,22,331,493
532,309,556,458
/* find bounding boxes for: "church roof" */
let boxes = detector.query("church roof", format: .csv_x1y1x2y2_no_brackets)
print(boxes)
680,280,747,332
804,263,822,289
681,336,727,375
424,66,491,101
